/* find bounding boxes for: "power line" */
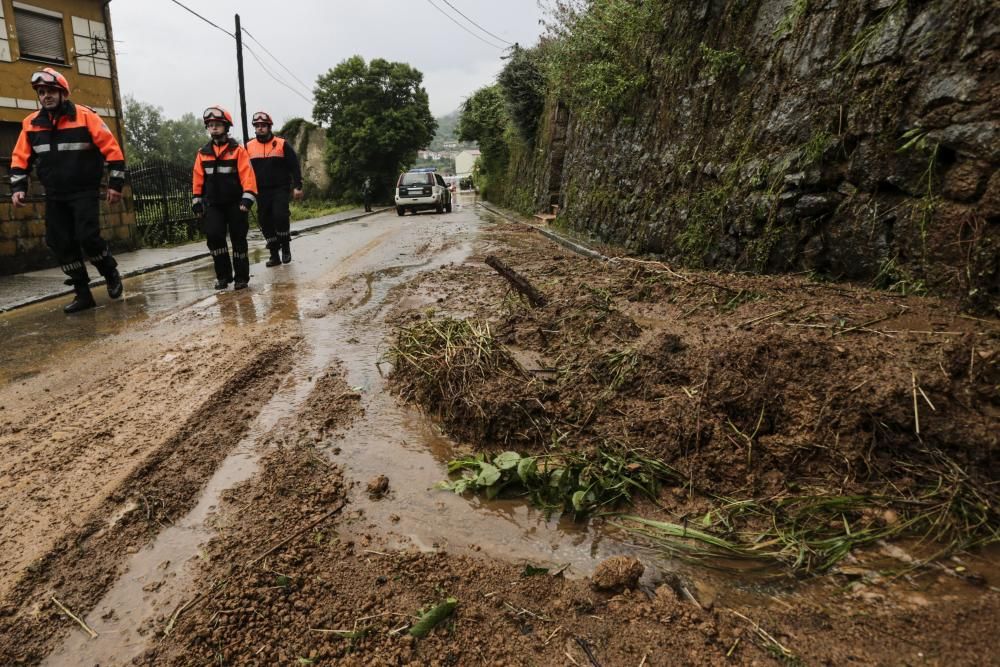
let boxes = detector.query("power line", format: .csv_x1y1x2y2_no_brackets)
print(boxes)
241,27,312,92
243,45,313,105
423,0,504,50
166,0,232,37
164,0,312,106
437,0,513,45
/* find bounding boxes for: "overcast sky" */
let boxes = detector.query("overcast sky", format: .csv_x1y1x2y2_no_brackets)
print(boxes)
109,0,547,136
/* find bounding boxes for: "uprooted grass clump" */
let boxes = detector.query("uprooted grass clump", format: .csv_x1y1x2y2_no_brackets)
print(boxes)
388,246,1000,573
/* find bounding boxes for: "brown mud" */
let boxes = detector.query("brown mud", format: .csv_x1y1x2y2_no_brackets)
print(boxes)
1,204,997,665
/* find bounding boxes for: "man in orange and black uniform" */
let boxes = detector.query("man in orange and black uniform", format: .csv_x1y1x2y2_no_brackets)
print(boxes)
246,111,303,266
10,68,126,313
192,106,258,290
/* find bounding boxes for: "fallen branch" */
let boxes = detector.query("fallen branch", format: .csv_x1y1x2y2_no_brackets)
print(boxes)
51,596,98,639
485,255,547,307
248,499,345,567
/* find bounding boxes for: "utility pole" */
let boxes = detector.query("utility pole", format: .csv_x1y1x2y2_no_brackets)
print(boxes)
234,14,249,145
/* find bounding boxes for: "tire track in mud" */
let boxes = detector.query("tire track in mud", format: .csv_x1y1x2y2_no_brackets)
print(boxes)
0,337,296,665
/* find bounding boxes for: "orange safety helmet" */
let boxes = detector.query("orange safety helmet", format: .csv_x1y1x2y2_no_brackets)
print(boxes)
31,68,70,96
203,105,234,128
251,111,274,126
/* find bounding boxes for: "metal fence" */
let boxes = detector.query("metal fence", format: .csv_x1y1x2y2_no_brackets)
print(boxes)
127,158,200,246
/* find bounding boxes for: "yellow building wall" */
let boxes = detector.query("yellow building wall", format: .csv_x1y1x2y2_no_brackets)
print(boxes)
0,0,121,136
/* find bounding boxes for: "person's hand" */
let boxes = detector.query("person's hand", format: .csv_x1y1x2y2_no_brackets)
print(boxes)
293,188,304,201
240,197,254,212
106,188,122,204
192,201,204,217
11,191,26,208
240,204,248,213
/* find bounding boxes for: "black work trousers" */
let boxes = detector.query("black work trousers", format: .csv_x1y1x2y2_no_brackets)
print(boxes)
204,203,249,283
257,188,290,253
45,195,117,287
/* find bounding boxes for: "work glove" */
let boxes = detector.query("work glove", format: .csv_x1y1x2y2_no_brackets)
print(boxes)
240,197,255,211
192,201,204,216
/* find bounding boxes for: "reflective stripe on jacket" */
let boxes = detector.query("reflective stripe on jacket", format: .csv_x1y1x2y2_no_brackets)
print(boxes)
192,138,257,207
10,100,125,197
246,135,303,192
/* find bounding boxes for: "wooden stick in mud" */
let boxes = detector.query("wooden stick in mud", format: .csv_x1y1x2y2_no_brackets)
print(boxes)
485,255,548,307
247,499,345,567
911,371,921,435
51,596,98,639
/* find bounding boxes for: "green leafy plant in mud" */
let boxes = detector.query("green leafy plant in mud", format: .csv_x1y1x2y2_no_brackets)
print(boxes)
409,598,458,638
437,449,679,516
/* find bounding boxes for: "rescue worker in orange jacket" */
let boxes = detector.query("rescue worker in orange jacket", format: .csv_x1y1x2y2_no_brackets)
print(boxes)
10,68,125,313
192,106,258,290
246,111,303,266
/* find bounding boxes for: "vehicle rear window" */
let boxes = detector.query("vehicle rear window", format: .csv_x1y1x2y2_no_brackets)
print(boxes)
399,173,433,186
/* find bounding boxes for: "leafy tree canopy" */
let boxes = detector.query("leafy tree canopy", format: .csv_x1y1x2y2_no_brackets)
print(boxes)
497,44,546,141
457,85,510,178
122,96,208,166
313,56,436,199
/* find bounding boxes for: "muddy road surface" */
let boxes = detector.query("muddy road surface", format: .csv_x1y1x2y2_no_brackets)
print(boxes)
1,195,997,666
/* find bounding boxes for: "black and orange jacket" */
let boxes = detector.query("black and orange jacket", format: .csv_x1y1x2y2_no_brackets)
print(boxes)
246,134,302,192
10,100,125,198
192,138,257,208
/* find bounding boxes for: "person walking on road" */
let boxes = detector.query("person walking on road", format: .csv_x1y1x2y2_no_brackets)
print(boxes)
192,106,258,290
246,111,303,267
362,176,373,213
10,68,126,313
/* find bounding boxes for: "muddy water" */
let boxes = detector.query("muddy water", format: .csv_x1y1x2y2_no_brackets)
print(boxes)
46,202,650,664
37,201,997,664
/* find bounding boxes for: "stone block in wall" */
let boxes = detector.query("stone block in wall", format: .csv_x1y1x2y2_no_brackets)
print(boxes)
0,239,15,256
113,225,132,241
942,161,988,202
26,220,46,237
0,221,23,239
979,171,1000,220
13,203,43,221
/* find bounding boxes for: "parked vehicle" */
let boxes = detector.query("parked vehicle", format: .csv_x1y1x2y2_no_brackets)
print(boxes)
395,168,452,216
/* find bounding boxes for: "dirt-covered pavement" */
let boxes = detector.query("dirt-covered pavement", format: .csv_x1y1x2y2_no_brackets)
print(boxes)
0,196,997,666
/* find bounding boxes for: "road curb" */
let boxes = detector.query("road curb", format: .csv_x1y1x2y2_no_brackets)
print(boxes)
0,208,387,314
477,201,608,262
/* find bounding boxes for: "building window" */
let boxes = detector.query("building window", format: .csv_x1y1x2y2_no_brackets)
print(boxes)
72,16,110,78
0,6,11,63
13,4,66,64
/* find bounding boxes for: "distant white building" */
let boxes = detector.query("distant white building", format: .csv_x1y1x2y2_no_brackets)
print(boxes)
455,149,481,177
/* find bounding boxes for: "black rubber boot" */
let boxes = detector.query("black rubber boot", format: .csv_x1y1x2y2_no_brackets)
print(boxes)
214,278,231,290
64,284,96,314
105,270,123,299
265,250,281,267
233,281,249,290
281,243,291,264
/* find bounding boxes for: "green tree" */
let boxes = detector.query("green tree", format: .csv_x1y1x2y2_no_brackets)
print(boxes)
158,113,208,165
122,95,163,162
497,45,546,141
457,85,510,181
313,56,436,200
122,97,208,166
